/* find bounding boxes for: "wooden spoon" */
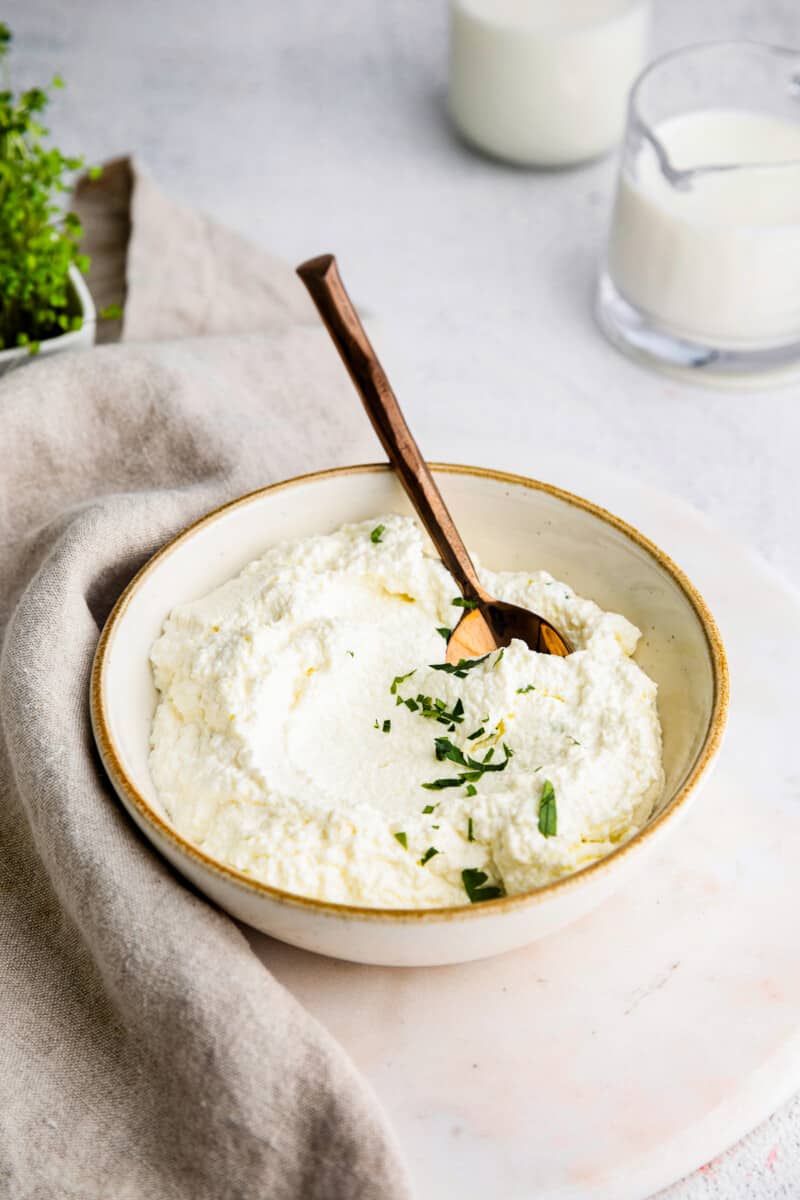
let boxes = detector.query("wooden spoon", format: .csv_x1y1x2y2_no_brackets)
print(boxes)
296,254,571,662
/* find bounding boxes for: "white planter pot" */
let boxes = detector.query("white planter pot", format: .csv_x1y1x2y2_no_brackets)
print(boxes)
0,265,96,376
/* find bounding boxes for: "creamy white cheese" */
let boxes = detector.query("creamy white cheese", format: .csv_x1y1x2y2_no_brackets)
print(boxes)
149,514,663,908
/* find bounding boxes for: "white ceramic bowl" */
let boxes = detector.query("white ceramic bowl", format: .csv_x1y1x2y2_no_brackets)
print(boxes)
91,464,728,966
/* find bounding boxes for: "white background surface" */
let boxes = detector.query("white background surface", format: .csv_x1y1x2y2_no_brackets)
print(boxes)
9,0,800,1194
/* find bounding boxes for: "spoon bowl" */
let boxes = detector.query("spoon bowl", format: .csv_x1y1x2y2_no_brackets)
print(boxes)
447,597,571,662
296,254,571,660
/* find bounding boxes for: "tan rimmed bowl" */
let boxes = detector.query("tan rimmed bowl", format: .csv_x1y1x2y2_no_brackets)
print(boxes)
91,463,728,966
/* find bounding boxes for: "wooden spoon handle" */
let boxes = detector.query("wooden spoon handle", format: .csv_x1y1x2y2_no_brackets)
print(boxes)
296,254,487,603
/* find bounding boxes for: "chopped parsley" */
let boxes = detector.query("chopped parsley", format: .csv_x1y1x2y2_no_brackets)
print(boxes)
516,684,535,694
494,648,504,666
423,739,513,791
394,831,408,849
402,693,464,726
436,626,453,641
422,777,465,791
451,596,479,610
346,650,355,657
467,726,485,741
465,784,477,798
430,653,490,678
538,779,557,838
422,804,437,814
390,670,415,695
467,817,475,842
382,719,391,733
434,737,467,766
462,868,502,903
418,846,439,867
370,524,386,544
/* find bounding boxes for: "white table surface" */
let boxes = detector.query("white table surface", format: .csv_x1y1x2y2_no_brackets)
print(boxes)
9,0,800,1194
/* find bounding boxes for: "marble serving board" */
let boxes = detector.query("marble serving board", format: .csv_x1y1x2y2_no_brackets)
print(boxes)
246,451,800,1199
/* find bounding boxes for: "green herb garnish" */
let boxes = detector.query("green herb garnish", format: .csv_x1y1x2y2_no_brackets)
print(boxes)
422,804,437,814
418,846,439,867
465,784,477,798
451,596,479,610
462,868,502,903
467,817,475,842
394,831,408,849
423,739,513,791
467,726,485,741
538,779,557,838
430,653,490,679
494,648,504,666
434,737,467,766
390,670,415,695
370,524,386,544
405,693,464,726
436,626,452,641
516,684,535,694
383,719,391,733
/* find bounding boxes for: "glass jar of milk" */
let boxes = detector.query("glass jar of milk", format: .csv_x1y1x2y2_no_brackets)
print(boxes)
449,0,651,167
597,42,800,380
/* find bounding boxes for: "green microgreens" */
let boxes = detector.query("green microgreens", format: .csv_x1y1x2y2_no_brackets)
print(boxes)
370,524,386,544
451,596,479,610
436,626,452,641
538,779,557,838
418,846,439,867
467,817,475,842
430,653,490,679
0,28,113,353
516,684,535,694
462,868,502,903
394,831,408,849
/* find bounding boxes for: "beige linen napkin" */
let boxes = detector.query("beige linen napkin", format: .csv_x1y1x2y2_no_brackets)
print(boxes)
0,159,411,1200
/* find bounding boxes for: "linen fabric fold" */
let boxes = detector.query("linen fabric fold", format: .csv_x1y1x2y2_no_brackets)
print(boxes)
0,159,411,1200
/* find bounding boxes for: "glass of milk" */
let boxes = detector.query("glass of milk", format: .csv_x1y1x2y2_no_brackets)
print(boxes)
448,0,652,167
597,42,800,380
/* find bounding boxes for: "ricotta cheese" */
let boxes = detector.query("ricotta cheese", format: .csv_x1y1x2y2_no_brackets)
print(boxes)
149,514,663,908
